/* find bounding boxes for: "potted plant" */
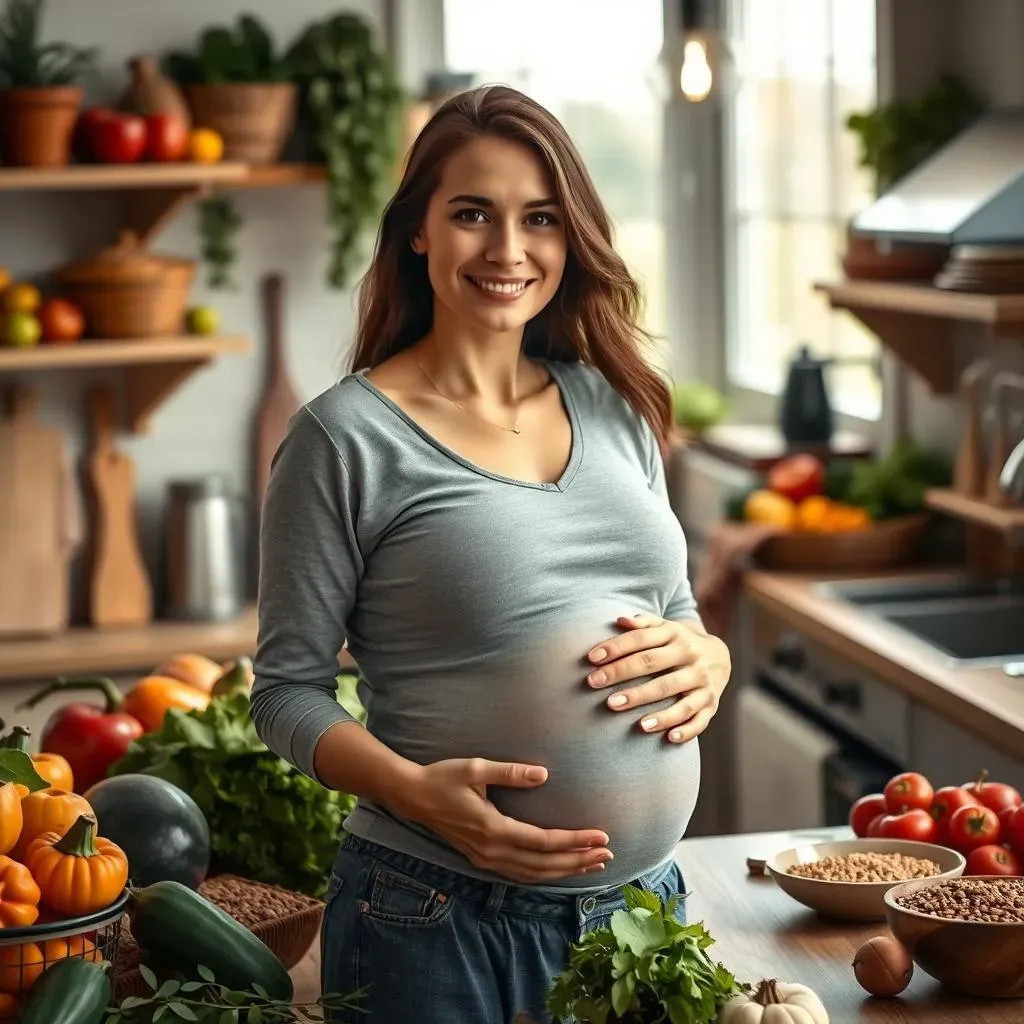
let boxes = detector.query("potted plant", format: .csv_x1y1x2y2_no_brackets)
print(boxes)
543,885,749,1023
0,0,97,167
286,12,404,289
165,13,295,163
842,75,984,280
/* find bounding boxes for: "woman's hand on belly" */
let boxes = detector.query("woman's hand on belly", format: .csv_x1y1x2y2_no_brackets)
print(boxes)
584,612,731,744
389,757,614,884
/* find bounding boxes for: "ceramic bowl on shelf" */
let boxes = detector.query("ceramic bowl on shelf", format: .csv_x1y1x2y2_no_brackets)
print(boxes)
765,838,965,921
884,875,1024,998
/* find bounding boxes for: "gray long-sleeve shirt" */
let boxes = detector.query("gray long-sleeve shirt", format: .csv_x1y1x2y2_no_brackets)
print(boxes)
251,358,702,892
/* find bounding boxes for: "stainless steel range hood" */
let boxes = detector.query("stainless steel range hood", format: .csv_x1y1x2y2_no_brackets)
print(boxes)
851,111,1024,245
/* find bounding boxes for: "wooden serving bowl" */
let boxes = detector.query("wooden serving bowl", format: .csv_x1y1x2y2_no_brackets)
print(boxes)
766,838,965,921
884,875,1024,998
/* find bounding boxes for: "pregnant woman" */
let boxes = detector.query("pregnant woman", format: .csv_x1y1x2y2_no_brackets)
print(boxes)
252,84,731,1024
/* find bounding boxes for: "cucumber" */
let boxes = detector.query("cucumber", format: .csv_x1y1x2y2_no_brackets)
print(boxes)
19,957,111,1024
127,879,294,1001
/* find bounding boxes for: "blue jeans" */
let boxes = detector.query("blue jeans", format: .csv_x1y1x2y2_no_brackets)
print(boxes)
321,834,687,1024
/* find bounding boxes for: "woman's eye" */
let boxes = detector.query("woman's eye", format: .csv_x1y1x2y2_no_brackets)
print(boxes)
527,212,558,227
453,208,487,223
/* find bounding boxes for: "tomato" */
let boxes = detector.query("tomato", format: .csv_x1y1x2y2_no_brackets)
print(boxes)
86,111,147,163
876,808,938,844
930,786,980,841
144,113,188,162
962,770,1022,816
1002,805,1024,855
948,804,1001,853
38,297,85,344
884,771,934,814
767,454,825,504
965,843,1022,877
849,793,888,838
866,814,887,838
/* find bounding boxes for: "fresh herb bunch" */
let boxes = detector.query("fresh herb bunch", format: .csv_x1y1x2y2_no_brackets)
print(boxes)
0,0,97,88
841,436,951,520
547,886,747,1024
108,680,364,898
197,193,243,289
165,13,291,84
286,12,404,289
106,962,366,1023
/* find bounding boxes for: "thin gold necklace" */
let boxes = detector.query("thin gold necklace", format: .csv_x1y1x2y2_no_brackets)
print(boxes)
415,357,523,434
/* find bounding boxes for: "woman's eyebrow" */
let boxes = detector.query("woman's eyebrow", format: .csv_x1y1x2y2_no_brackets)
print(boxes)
446,193,559,209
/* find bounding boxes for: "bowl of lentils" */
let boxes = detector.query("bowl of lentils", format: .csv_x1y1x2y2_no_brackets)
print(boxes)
765,838,966,921
884,875,1024,998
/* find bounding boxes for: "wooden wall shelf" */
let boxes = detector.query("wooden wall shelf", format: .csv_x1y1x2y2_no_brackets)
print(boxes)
925,488,1024,540
0,336,251,433
815,280,1024,395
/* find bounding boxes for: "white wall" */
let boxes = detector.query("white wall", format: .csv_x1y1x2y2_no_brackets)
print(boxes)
2,1,441,620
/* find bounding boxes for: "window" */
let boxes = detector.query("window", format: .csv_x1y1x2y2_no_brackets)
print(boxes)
722,0,879,418
442,0,669,353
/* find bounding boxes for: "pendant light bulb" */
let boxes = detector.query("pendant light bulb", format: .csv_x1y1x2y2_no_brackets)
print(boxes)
679,36,713,102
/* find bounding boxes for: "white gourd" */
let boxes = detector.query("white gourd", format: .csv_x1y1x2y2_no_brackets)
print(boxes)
718,978,829,1024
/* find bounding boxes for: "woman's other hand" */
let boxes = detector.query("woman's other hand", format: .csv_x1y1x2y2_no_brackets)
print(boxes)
584,612,731,744
389,758,613,884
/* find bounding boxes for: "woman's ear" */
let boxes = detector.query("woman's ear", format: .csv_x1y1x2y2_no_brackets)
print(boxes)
410,234,426,255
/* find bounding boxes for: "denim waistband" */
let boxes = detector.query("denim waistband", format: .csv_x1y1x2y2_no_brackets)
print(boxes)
338,833,678,921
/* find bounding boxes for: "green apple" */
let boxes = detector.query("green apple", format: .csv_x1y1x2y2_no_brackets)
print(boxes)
1,312,41,348
186,305,220,336
671,380,726,433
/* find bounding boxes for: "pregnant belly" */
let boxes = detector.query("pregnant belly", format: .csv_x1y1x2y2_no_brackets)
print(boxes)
371,611,702,884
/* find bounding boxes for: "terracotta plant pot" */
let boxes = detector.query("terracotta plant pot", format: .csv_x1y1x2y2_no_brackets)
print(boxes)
182,82,296,163
841,221,949,281
0,86,83,167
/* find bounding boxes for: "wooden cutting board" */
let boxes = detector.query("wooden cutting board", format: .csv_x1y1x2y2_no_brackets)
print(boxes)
253,272,302,509
86,385,153,629
0,386,82,637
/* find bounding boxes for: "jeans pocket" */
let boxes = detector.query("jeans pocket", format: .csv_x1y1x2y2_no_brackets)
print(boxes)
362,864,456,928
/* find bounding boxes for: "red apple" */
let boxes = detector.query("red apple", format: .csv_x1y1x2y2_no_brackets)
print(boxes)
87,110,147,163
962,769,1022,816
144,113,188,162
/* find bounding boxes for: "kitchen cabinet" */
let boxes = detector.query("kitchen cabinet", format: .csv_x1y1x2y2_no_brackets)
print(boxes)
910,703,1024,791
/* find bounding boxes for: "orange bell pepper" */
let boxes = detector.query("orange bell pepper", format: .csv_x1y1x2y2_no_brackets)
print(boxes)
123,675,211,732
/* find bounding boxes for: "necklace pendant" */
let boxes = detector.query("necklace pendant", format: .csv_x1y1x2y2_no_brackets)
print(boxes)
512,426,521,434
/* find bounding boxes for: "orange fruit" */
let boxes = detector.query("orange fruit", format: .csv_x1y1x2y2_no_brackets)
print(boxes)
1,283,40,315
189,128,224,164
38,297,85,344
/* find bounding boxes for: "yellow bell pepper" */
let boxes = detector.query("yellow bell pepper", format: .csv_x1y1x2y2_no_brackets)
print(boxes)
743,489,797,529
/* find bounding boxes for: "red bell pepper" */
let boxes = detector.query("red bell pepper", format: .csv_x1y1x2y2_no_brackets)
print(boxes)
16,677,144,794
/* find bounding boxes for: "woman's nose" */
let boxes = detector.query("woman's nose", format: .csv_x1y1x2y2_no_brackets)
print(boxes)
484,222,525,265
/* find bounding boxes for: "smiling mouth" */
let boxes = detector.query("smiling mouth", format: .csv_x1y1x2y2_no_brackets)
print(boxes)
465,275,533,297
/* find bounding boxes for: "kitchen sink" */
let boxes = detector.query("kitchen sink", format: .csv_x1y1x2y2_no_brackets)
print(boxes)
816,574,1024,669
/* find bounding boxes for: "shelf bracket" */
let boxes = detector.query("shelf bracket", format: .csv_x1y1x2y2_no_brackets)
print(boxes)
834,307,959,395
123,357,214,434
121,186,207,246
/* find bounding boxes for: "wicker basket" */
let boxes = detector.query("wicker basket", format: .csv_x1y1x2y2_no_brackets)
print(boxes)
113,874,323,1000
56,231,195,339
753,513,930,572
183,82,296,163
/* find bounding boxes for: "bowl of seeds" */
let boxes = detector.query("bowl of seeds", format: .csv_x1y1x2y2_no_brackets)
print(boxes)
765,838,965,921
884,875,1024,997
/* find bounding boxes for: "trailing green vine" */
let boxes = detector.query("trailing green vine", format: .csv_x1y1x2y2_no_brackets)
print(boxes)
286,12,404,289
197,193,242,290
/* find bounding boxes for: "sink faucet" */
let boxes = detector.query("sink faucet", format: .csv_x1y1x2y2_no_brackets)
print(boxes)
1003,437,1024,502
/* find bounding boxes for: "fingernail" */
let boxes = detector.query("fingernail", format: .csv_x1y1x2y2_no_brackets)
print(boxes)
589,647,607,663
608,693,627,708
596,852,614,864
589,835,609,847
641,717,658,731
669,730,683,742
588,670,607,686
585,863,606,873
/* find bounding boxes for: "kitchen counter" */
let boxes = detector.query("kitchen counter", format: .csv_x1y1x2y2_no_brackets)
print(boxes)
744,569,1024,761
288,827,1015,1021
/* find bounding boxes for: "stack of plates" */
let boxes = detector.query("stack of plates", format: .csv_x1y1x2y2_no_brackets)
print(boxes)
934,245,1024,293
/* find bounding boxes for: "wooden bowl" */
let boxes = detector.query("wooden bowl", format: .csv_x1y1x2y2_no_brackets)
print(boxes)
754,513,929,572
884,875,1024,998
766,838,965,921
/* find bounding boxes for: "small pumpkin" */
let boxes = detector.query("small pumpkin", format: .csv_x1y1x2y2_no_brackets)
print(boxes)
12,788,92,862
0,855,41,927
0,783,22,857
123,675,210,732
1,725,74,792
719,978,829,1024
25,813,128,917
0,943,43,994
40,934,100,964
154,653,225,694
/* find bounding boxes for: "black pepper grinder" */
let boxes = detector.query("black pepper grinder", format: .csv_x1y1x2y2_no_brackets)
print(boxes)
779,345,834,447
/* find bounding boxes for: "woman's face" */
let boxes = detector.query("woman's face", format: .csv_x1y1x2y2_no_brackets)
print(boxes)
412,134,568,340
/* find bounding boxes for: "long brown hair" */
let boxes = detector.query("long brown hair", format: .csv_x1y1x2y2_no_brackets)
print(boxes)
350,84,673,454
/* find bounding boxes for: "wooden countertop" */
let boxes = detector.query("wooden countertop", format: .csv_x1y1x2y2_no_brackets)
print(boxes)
289,827,1013,1021
744,569,1024,760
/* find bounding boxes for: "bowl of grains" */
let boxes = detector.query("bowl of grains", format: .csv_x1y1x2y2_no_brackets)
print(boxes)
884,875,1024,998
765,838,965,921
